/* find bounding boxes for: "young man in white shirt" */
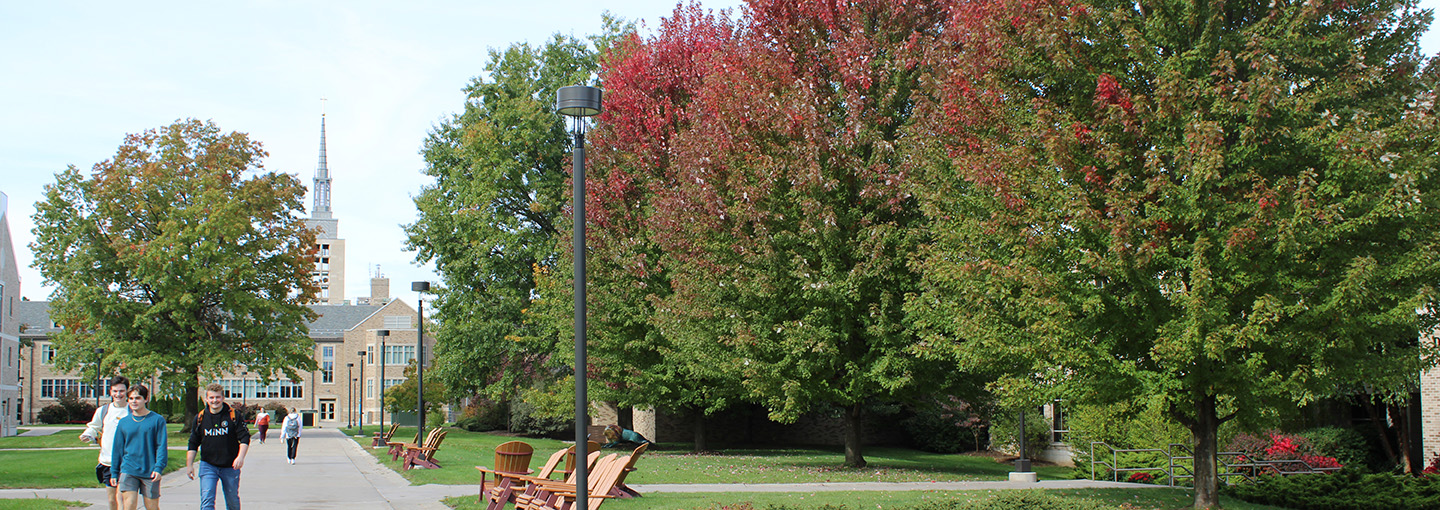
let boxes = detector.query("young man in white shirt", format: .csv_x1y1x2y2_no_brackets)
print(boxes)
79,376,131,510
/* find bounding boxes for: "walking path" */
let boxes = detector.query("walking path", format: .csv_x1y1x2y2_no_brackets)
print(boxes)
0,428,1154,509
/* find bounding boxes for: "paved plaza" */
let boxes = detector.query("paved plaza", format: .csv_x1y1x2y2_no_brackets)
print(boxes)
1,428,1150,509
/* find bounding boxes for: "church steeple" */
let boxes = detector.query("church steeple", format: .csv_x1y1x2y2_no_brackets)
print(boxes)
313,114,333,219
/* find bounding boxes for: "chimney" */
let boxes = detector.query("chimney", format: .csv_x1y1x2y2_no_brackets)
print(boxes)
370,276,389,304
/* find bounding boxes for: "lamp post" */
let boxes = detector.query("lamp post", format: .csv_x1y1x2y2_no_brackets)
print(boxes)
241,370,248,408
557,84,602,510
346,362,354,428
357,349,367,435
93,347,104,409
411,281,431,441
376,329,389,443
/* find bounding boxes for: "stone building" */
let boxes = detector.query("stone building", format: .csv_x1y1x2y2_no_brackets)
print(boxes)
307,114,347,305
0,191,21,437
15,277,435,428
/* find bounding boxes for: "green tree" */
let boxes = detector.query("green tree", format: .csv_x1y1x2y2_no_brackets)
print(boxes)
31,119,320,430
908,1,1439,507
405,34,600,402
383,361,449,418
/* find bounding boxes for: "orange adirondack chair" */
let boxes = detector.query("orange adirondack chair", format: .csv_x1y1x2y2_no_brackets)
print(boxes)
483,450,601,510
403,430,450,470
515,452,627,510
475,441,537,509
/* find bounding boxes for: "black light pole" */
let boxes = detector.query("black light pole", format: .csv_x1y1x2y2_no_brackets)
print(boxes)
241,370,248,408
346,362,354,428
93,347,104,409
1015,409,1032,473
376,329,389,440
412,281,431,441
357,350,367,436
558,84,602,510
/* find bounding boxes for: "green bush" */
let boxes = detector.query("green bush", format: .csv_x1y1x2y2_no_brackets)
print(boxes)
1224,470,1440,510
37,404,70,424
989,408,1053,455
1297,427,1370,469
510,398,571,437
457,399,509,432
911,491,1123,510
40,392,98,423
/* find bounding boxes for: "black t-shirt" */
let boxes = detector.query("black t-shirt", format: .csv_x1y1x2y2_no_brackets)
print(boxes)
187,403,252,467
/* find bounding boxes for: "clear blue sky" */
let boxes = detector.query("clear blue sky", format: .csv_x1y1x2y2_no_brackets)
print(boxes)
1,1,1436,303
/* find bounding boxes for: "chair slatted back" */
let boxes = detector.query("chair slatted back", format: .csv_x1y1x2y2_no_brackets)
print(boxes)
493,440,535,475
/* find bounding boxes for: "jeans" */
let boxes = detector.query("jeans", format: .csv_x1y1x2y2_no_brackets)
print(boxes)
286,438,300,460
197,460,241,510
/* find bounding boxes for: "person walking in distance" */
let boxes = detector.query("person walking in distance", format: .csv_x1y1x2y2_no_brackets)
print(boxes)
255,411,270,444
111,384,167,510
80,376,131,510
186,383,251,510
280,407,302,464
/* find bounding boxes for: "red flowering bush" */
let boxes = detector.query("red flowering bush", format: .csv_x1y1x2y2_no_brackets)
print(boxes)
1422,454,1440,476
1226,431,1342,473
1127,471,1156,484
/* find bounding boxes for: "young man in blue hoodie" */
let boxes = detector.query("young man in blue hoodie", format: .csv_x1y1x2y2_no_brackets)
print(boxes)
185,383,250,510
111,384,167,510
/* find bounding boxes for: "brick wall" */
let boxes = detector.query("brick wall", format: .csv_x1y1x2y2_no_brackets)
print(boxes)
1422,362,1440,464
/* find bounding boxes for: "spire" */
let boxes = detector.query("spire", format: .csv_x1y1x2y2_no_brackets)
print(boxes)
313,113,333,219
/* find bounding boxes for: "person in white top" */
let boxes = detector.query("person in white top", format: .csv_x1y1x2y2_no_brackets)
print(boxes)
280,407,302,464
79,375,131,510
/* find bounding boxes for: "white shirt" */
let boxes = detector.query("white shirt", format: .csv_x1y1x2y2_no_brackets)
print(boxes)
81,401,131,466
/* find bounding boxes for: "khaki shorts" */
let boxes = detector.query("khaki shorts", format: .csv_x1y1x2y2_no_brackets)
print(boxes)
117,472,160,499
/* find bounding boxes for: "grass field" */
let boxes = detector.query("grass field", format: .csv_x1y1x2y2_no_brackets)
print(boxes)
0,499,88,510
0,449,187,489
0,425,187,449
443,488,1288,510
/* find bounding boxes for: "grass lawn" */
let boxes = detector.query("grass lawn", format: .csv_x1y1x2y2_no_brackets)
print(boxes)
342,427,1071,486
442,488,1288,510
0,425,187,450
0,499,89,510
0,449,187,489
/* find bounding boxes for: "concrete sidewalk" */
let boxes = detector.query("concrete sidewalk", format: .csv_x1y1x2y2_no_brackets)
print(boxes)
1,429,1156,508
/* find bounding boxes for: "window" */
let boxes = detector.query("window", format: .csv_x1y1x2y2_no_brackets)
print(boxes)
321,287,330,300
214,379,304,400
39,344,56,365
383,315,412,329
41,378,106,399
366,378,374,398
367,346,374,364
383,345,415,365
383,378,404,392
321,346,334,383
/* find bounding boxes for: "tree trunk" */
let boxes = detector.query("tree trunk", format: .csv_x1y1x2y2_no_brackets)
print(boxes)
181,367,200,433
693,412,708,453
1362,397,1400,468
844,403,866,468
1191,393,1221,510
1390,403,1413,474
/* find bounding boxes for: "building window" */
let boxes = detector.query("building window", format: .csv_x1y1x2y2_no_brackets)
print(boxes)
366,378,374,398
40,344,56,365
40,378,107,399
367,346,373,365
383,378,404,392
321,346,334,383
383,345,415,366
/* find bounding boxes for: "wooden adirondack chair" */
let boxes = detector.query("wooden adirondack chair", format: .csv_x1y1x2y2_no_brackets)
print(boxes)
371,423,400,447
475,441,537,507
482,450,601,510
515,452,627,510
391,427,443,461
608,442,648,498
554,441,602,480
404,430,450,470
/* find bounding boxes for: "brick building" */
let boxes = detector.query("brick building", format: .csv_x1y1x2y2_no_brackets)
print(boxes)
1,191,21,437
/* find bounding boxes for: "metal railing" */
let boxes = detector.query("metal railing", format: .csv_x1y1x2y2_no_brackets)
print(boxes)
1092,442,1342,487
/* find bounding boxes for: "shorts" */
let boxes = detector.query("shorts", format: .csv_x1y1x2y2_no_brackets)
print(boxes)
95,464,111,487
117,472,161,499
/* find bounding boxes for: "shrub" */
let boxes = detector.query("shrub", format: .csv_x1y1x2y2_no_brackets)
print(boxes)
1127,471,1156,484
263,402,288,422
910,491,1125,510
457,399,509,432
37,404,70,424
988,408,1053,455
510,398,571,437
1299,426,1371,470
1224,470,1440,510
902,396,988,453
1227,430,1342,473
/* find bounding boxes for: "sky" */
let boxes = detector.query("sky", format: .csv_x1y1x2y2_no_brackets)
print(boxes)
1,1,1437,304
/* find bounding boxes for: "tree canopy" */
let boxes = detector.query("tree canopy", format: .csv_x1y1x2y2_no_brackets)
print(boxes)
906,0,1439,506
30,118,320,426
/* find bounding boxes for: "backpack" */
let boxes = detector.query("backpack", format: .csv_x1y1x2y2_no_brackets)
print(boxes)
197,406,237,427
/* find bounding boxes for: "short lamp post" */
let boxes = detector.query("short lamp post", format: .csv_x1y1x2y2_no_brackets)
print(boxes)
346,362,355,428
241,370,248,408
1009,407,1037,482
93,347,104,409
375,329,389,447
557,84,602,510
412,281,431,441
356,349,367,436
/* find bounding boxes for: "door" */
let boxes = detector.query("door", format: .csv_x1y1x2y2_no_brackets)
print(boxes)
320,399,336,421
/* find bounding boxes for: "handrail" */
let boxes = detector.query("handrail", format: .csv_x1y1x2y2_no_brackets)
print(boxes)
1093,441,1342,487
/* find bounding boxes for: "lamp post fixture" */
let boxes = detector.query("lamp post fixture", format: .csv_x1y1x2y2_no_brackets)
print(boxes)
357,349,367,435
346,362,355,428
93,347,104,409
412,281,431,441
376,329,389,444
557,84,602,510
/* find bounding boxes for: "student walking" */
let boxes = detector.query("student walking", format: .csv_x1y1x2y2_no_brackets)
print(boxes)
79,376,131,510
280,407,302,464
255,412,270,444
186,383,251,510
111,384,167,510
